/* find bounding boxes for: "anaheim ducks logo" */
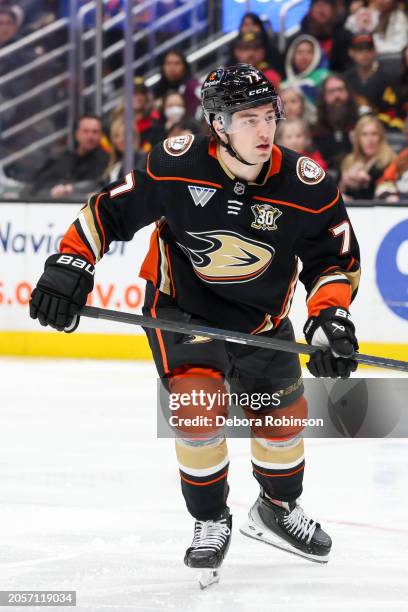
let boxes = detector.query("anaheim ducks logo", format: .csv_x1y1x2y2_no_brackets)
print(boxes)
177,230,275,284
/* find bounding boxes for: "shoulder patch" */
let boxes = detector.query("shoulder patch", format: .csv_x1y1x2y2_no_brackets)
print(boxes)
163,134,195,157
296,156,325,185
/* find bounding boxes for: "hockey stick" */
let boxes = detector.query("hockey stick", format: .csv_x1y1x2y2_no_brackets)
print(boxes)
79,305,408,373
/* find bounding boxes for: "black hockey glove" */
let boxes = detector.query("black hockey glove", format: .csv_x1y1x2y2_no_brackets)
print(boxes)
303,306,359,378
29,254,94,332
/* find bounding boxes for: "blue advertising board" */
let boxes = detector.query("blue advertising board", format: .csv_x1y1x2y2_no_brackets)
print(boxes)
222,0,311,34
376,219,408,321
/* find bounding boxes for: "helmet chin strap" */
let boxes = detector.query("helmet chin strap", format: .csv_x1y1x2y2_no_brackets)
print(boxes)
224,134,257,166
211,128,256,166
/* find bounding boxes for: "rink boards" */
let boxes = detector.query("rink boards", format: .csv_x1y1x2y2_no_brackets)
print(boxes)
0,202,407,360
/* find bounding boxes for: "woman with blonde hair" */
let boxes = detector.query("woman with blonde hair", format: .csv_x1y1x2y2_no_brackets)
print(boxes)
103,117,146,183
340,115,396,200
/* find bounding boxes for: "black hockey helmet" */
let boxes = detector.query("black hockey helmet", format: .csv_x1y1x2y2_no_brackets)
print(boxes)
201,64,284,165
201,63,284,129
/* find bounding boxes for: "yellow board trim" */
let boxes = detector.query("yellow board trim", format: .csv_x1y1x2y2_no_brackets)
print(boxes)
0,331,407,366
0,331,152,360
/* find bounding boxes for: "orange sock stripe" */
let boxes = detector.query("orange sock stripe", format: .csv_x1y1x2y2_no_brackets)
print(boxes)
253,464,304,478
180,470,228,487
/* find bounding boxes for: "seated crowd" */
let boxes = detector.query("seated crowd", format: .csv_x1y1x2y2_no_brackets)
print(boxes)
0,0,407,202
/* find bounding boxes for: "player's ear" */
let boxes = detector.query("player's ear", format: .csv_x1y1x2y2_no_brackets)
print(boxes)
212,119,228,144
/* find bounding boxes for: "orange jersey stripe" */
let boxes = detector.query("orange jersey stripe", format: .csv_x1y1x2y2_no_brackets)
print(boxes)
251,313,269,335
307,282,351,317
147,156,223,189
180,470,228,487
165,243,176,298
93,193,107,256
60,224,95,264
139,228,160,286
252,190,340,214
151,289,169,374
268,145,283,177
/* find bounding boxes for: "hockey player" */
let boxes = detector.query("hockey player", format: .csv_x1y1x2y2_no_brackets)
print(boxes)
29,64,360,583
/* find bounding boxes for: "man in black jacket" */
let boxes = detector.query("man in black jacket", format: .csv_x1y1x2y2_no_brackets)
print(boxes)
27,115,109,199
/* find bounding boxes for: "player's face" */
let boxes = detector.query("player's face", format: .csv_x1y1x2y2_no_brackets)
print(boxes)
227,104,276,163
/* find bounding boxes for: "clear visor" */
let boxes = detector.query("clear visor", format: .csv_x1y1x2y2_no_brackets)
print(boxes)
217,98,285,135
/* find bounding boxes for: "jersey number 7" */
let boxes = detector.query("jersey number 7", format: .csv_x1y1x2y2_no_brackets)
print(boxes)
330,221,351,255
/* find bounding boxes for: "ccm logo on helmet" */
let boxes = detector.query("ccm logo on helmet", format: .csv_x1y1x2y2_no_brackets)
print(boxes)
249,87,270,96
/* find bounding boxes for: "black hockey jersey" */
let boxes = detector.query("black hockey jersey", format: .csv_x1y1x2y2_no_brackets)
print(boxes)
60,134,360,334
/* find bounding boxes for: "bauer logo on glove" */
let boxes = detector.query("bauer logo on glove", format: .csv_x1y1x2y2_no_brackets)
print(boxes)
304,306,359,378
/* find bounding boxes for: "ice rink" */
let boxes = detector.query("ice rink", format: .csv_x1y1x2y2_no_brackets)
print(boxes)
1,358,408,611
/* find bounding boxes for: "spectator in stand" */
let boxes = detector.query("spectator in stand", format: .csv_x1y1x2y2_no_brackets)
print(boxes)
291,0,352,72
237,12,284,76
0,7,38,132
103,117,146,183
345,3,379,34
230,32,281,88
153,50,201,118
275,118,328,170
375,119,408,201
340,115,396,199
312,74,360,179
111,79,159,154
132,79,160,152
371,0,408,55
279,84,317,125
396,45,408,122
166,118,203,139
0,1,23,27
150,91,187,145
0,7,19,46
345,33,401,130
25,115,109,199
282,34,330,103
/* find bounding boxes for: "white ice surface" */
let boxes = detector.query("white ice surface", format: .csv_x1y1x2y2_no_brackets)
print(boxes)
1,358,407,611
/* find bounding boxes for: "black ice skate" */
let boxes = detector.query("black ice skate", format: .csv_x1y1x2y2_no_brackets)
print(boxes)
184,508,232,589
240,491,331,563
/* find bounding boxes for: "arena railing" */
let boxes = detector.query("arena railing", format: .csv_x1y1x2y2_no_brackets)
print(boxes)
0,0,210,175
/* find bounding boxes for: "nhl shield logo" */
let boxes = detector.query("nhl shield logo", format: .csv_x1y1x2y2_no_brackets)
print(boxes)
234,181,246,196
251,204,282,231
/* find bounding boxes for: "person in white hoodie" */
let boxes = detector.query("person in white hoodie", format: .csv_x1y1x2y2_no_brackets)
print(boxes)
282,34,330,103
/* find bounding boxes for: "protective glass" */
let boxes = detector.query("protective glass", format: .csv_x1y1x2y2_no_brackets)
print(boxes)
218,98,284,135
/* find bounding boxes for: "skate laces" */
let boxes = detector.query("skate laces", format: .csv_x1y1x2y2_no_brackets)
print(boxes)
283,505,317,544
191,518,231,552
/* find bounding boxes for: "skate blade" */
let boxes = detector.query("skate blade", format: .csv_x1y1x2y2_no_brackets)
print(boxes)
239,515,330,564
198,569,220,589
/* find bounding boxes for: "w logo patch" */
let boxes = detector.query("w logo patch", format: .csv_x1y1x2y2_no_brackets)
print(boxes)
188,185,217,207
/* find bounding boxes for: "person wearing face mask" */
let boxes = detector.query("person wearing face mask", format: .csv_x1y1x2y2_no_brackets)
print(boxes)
153,50,201,117
150,91,187,145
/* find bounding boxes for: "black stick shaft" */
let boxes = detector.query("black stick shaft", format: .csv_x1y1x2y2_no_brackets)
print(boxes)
79,305,408,373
